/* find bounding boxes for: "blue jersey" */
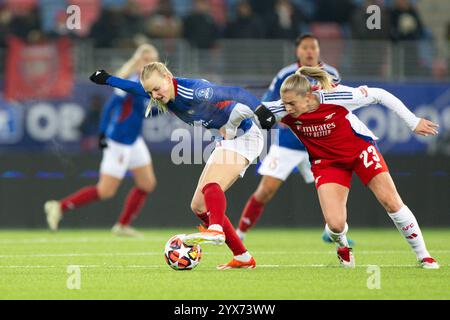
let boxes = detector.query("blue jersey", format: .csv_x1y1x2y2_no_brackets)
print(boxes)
99,75,149,145
106,76,261,133
263,61,341,151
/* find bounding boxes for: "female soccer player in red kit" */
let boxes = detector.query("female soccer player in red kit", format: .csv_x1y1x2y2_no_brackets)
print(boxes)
264,66,440,269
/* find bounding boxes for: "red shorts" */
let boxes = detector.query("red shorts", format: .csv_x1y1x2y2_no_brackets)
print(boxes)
311,142,389,189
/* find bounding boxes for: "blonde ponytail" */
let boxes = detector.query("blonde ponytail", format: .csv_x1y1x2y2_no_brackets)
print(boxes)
297,66,333,91
281,66,333,97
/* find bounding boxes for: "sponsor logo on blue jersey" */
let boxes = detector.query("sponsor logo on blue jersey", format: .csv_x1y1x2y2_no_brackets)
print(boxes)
195,87,213,100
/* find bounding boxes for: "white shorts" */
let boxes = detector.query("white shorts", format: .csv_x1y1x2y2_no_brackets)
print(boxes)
258,144,314,183
209,123,264,177
100,137,152,179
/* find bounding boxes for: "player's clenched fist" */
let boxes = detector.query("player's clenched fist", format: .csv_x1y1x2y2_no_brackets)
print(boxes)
414,118,439,136
89,70,111,85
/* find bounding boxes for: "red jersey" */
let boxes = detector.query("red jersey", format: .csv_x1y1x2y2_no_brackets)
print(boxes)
272,85,420,164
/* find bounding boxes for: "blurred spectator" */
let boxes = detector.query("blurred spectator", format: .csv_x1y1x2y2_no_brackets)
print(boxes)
0,5,13,47
208,0,228,27
90,7,127,47
116,1,146,47
128,0,159,15
351,0,390,39
183,0,219,48
314,0,354,25
225,0,265,39
390,0,428,77
265,0,306,39
144,0,183,39
9,6,42,42
390,0,424,41
39,0,66,35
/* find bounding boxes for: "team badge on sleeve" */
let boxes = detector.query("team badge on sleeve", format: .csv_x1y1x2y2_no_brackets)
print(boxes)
195,87,214,100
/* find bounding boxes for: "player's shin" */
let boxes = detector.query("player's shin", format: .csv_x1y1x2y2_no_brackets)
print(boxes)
202,183,226,232
237,195,265,236
387,205,431,260
117,187,149,225
216,216,256,269
223,216,250,261
60,186,100,212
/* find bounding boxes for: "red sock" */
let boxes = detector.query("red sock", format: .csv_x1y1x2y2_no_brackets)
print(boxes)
197,212,210,227
202,183,226,227
223,216,247,256
60,186,99,213
118,188,149,225
238,195,265,232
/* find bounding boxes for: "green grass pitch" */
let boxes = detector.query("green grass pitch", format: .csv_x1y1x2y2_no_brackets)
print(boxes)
0,228,448,300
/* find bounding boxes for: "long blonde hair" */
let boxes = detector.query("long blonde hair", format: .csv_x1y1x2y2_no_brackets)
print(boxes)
141,62,173,114
280,66,333,97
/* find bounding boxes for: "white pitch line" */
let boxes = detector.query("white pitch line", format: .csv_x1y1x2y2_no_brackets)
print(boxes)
0,237,166,244
0,252,160,258
0,250,449,259
0,264,447,269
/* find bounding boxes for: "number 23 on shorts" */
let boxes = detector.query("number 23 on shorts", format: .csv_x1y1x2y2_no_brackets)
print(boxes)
356,144,389,185
359,145,382,169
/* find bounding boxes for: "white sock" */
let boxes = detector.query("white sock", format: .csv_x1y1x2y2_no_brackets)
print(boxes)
208,224,223,232
325,223,349,248
388,205,430,260
234,251,252,262
236,229,246,240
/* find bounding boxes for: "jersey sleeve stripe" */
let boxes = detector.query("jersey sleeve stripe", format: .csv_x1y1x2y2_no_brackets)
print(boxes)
269,106,286,112
323,92,353,96
178,87,194,97
178,84,194,92
323,97,353,101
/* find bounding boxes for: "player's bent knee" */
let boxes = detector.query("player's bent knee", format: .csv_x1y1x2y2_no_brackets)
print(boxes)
97,187,117,200
137,180,157,194
190,201,204,215
326,218,346,233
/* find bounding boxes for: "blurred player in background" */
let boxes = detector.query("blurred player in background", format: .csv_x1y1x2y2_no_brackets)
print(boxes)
89,62,276,269
265,66,440,269
45,44,159,237
236,34,353,245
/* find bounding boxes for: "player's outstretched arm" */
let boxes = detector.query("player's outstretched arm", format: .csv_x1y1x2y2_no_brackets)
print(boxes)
367,87,438,135
89,70,150,98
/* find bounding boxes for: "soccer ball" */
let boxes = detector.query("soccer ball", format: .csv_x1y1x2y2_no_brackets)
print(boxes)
164,234,202,271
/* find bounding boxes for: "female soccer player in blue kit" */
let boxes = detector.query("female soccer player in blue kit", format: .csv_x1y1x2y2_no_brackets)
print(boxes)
89,62,276,269
45,44,159,237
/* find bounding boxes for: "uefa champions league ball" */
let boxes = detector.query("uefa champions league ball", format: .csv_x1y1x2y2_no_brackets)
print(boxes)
164,234,202,271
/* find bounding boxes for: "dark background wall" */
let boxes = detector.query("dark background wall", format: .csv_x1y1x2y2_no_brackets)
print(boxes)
0,154,448,228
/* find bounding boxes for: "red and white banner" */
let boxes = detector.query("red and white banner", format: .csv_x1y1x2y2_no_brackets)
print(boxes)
5,37,73,101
